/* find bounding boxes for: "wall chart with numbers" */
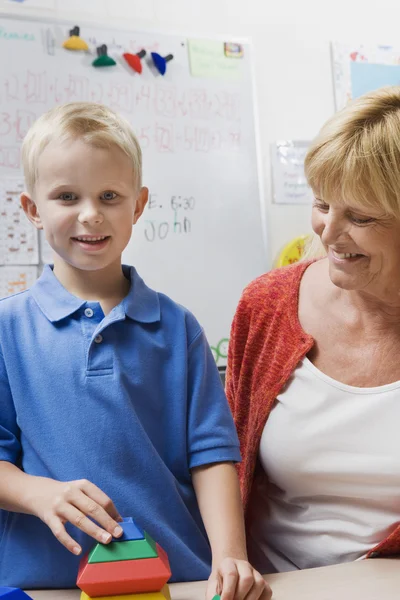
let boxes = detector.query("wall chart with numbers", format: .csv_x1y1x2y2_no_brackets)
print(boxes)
0,15,267,364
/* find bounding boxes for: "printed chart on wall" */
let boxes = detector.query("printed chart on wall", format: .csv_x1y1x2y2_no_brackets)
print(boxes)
332,42,400,110
0,16,267,365
0,177,38,298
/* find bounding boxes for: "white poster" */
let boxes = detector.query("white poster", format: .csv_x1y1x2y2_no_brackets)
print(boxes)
271,141,313,205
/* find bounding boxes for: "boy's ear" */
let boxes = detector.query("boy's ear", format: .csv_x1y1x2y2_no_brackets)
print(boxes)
133,187,149,224
20,193,43,230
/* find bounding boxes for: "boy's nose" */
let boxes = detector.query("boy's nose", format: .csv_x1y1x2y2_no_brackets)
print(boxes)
78,202,104,225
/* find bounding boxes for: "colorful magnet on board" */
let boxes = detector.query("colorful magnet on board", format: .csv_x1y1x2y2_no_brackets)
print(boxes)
92,45,116,67
123,49,146,74
62,26,89,51
224,42,244,58
151,53,174,76
0,589,33,599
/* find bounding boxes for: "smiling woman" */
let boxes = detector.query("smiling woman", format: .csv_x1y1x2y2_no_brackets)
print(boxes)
226,85,400,576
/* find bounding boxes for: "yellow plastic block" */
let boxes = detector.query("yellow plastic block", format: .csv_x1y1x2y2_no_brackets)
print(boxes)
80,583,171,600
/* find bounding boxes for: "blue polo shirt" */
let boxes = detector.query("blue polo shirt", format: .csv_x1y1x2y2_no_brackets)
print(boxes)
0,265,240,588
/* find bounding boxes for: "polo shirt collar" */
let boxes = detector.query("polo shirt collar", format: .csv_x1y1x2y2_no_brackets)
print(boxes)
122,265,160,323
31,264,160,324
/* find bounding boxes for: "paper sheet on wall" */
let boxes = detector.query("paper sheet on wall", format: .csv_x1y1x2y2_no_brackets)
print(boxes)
331,42,400,110
0,178,39,265
0,265,37,298
188,39,243,81
271,141,313,204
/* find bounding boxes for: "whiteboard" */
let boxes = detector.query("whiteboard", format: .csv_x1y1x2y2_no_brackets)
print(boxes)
0,15,267,365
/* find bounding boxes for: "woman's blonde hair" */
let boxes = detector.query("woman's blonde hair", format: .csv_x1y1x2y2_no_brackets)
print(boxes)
303,85,400,259
21,102,142,194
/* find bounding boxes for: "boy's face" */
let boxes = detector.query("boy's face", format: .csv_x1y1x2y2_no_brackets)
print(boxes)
21,137,148,273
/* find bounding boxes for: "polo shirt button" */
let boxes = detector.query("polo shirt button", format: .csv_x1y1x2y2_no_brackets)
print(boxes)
84,308,94,318
94,334,103,344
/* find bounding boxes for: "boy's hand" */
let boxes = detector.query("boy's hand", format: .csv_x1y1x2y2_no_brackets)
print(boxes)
206,558,272,600
26,477,123,555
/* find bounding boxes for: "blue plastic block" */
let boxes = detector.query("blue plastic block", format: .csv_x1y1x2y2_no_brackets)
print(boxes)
0,589,33,599
114,516,145,542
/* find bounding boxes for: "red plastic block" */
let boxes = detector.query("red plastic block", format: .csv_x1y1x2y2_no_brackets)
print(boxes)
77,543,171,597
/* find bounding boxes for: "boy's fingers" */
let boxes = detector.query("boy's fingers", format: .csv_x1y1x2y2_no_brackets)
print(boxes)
78,479,122,522
219,558,239,600
70,480,123,537
47,516,82,556
65,498,119,542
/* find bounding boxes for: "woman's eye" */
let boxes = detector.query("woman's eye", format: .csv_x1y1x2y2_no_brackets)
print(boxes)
102,191,117,201
314,202,329,212
58,192,77,201
351,216,375,225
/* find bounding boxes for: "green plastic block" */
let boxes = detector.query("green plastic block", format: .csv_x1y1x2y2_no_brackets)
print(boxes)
88,531,158,563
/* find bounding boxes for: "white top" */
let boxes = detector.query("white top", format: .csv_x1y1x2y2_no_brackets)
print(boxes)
247,357,400,573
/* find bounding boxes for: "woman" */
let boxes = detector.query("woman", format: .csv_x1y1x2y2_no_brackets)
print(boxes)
226,86,400,574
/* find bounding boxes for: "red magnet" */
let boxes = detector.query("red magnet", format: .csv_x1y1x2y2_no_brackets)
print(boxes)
123,49,146,74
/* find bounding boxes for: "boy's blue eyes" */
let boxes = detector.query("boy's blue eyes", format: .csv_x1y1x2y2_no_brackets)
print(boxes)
102,191,117,200
58,192,77,201
58,192,118,201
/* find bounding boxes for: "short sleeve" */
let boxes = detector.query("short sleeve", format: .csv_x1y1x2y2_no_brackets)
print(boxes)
186,328,241,470
0,347,20,464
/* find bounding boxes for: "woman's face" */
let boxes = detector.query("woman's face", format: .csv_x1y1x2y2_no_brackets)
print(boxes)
312,196,400,298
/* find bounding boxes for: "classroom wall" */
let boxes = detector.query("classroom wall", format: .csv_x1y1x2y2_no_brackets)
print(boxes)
1,0,399,265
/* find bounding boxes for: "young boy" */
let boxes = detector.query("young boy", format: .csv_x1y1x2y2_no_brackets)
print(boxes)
0,103,271,600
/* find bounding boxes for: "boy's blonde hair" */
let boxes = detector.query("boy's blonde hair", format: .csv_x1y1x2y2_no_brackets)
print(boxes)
21,102,142,194
303,86,400,259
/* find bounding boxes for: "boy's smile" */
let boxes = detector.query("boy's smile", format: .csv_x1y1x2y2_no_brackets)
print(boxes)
71,235,111,252
21,137,148,290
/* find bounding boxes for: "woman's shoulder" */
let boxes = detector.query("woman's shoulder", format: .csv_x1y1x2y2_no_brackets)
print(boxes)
241,260,315,309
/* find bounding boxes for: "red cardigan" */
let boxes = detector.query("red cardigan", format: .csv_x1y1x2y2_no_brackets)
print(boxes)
226,260,400,559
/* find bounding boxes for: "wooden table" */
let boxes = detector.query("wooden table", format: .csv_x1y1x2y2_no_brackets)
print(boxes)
26,558,399,600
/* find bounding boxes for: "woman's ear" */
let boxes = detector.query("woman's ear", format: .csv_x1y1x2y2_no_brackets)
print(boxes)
20,193,43,230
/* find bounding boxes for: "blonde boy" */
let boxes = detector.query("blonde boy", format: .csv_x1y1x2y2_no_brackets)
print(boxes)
0,103,271,600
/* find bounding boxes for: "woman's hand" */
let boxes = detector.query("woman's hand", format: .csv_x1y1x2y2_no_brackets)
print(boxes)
206,557,272,600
